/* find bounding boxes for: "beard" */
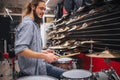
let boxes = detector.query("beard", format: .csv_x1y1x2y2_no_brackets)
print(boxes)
33,10,43,24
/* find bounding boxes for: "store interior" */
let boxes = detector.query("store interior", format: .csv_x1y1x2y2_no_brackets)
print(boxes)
0,0,120,80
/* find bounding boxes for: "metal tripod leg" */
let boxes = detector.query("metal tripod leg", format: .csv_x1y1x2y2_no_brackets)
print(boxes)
89,57,93,72
109,67,120,80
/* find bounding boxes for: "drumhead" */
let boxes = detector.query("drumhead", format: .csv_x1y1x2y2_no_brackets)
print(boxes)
17,75,58,80
62,69,92,79
58,57,72,63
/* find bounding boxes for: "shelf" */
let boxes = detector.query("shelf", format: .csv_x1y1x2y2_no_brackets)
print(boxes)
46,0,63,9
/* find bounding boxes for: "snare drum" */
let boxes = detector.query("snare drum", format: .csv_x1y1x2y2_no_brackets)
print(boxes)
52,57,74,70
62,69,92,80
17,75,58,80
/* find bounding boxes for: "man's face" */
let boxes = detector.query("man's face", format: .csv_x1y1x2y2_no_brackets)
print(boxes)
35,2,46,19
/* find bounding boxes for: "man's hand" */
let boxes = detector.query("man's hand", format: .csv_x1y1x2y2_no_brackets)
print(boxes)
41,49,58,63
41,53,58,63
42,49,55,54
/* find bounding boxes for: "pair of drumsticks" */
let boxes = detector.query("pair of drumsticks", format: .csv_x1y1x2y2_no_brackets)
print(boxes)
55,53,80,58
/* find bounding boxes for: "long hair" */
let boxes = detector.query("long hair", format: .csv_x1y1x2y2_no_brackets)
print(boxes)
22,0,45,18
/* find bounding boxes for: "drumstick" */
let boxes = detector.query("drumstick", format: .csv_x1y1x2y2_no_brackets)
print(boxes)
55,53,62,57
42,53,80,62
58,53,80,59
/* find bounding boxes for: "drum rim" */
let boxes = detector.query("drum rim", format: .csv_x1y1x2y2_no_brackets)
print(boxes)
17,75,58,80
57,57,73,63
62,69,92,79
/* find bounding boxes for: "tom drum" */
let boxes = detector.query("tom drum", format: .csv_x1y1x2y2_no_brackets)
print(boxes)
52,57,75,70
17,75,58,80
62,69,92,80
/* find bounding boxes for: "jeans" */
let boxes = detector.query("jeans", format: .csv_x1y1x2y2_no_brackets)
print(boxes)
18,63,66,80
46,63,66,80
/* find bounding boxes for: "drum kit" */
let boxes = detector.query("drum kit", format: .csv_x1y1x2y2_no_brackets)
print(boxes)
47,39,120,80
17,40,120,80
16,53,120,80
53,50,119,80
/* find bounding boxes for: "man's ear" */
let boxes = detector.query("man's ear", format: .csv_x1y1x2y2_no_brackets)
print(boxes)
31,5,35,10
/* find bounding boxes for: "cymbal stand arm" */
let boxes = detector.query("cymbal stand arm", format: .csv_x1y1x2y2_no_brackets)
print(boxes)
104,58,111,66
3,40,9,59
89,57,93,71
89,41,93,72
5,8,13,21
4,40,7,53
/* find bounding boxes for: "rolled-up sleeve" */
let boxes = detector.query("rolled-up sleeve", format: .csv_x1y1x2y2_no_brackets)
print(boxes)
15,21,34,55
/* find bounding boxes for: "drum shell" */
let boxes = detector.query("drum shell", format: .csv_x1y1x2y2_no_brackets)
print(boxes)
52,57,75,70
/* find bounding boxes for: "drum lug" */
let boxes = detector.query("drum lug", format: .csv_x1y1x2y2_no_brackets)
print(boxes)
72,59,77,69
93,72,100,79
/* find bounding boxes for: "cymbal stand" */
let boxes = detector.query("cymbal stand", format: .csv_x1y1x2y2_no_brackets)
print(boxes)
1,40,12,79
104,58,120,80
3,40,17,80
89,40,93,72
4,8,13,21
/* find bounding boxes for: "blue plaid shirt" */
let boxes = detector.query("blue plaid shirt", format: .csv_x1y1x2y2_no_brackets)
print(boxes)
15,16,47,75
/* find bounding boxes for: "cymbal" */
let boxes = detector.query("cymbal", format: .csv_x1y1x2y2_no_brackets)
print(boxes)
52,33,71,39
81,40,97,44
58,53,80,58
68,25,78,31
48,46,68,49
62,40,76,46
48,40,76,49
48,30,56,36
86,50,120,58
52,34,65,39
57,26,69,33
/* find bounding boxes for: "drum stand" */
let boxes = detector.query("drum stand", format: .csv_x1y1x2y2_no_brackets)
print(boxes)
104,58,120,80
89,41,93,72
2,39,18,80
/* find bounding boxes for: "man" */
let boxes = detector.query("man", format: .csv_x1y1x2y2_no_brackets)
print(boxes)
15,0,65,79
